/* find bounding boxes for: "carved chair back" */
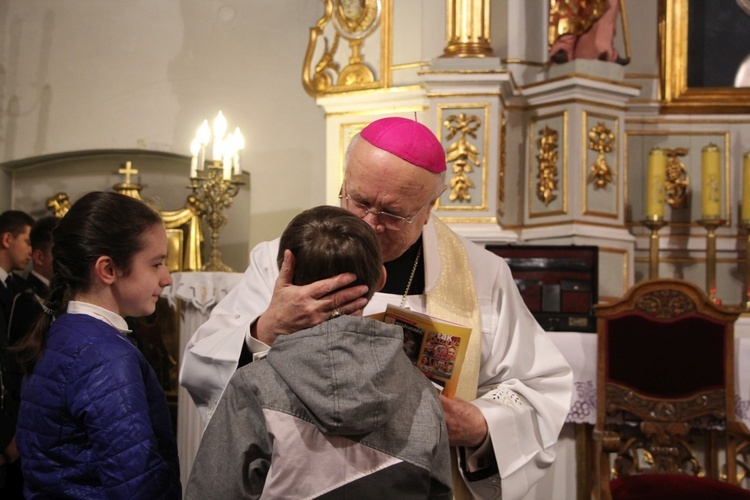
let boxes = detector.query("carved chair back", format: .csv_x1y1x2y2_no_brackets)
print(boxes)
593,278,745,498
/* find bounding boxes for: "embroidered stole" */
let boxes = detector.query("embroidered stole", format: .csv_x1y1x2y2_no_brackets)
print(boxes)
426,218,482,500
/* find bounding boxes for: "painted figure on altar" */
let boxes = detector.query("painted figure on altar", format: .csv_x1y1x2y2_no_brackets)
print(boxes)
548,0,630,65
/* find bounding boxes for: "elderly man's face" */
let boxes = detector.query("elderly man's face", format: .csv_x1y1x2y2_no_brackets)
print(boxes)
343,138,442,262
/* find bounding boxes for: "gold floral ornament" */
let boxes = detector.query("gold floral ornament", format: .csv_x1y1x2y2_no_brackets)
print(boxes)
46,192,71,217
664,147,690,208
587,121,615,190
444,113,482,203
536,126,559,206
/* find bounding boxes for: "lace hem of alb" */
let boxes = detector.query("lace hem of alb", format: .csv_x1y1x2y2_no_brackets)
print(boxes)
480,386,526,412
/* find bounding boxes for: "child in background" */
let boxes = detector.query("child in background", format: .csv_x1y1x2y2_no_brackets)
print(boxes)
14,191,180,499
186,205,451,499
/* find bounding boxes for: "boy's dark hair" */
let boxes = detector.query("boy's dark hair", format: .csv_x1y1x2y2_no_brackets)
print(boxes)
14,191,164,373
277,206,382,301
0,210,34,236
30,216,60,252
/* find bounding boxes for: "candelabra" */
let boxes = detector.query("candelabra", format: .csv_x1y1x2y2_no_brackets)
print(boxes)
188,111,245,272
190,161,243,272
642,215,667,279
697,218,725,304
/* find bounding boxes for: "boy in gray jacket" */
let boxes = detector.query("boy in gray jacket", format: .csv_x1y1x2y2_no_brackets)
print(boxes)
186,206,451,499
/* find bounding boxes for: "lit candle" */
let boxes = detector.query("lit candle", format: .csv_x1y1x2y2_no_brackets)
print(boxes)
223,132,234,180
233,127,244,176
743,152,750,222
189,138,200,178
212,111,227,162
701,144,721,220
646,148,666,219
197,120,210,171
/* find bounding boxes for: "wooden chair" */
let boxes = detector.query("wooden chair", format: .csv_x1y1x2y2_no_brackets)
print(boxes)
593,278,750,499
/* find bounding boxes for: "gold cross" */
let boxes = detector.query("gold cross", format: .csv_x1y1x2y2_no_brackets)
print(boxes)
118,161,139,184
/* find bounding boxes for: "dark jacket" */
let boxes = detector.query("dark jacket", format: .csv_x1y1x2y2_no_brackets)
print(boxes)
186,315,452,499
0,273,25,451
16,313,181,499
8,273,49,346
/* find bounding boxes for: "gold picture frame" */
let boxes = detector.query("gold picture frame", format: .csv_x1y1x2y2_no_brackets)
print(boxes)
659,0,750,113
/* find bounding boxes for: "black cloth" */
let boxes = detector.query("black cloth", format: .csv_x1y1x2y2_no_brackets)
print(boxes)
9,274,49,346
0,273,26,497
381,237,425,296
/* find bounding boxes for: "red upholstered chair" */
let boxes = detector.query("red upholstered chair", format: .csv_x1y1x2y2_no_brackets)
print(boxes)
593,278,750,499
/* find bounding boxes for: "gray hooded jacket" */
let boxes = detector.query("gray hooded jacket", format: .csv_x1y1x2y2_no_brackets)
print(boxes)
186,315,452,499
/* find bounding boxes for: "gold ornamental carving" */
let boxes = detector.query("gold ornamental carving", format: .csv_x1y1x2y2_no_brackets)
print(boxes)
608,384,726,422
46,192,71,218
634,289,696,319
46,163,204,272
664,147,690,208
536,125,559,206
587,122,615,190
444,113,482,203
302,0,385,97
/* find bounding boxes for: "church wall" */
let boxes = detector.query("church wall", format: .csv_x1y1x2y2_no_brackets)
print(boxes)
0,0,329,268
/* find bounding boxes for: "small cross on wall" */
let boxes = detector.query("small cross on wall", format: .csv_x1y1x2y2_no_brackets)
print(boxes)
118,161,139,184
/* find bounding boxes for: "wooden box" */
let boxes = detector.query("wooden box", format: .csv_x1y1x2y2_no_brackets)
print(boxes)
486,245,599,332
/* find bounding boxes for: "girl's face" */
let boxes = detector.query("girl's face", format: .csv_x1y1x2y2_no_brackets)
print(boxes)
112,223,172,318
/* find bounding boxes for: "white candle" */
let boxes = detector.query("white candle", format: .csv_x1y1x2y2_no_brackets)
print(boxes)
197,120,210,171
212,111,227,161
189,138,200,178
223,132,234,180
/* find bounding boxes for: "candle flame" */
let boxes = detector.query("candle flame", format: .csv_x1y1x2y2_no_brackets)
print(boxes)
213,111,227,139
234,127,245,151
197,120,210,146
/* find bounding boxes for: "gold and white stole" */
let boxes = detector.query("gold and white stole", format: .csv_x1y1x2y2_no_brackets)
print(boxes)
426,217,483,500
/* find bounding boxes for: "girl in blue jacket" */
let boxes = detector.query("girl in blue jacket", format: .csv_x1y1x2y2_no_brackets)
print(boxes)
13,191,181,499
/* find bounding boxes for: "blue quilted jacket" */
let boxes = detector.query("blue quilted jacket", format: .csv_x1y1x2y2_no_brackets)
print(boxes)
16,314,181,499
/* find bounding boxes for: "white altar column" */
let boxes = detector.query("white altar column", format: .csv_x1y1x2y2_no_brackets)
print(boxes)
520,60,641,300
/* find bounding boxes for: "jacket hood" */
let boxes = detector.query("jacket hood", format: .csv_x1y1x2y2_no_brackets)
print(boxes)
266,316,410,435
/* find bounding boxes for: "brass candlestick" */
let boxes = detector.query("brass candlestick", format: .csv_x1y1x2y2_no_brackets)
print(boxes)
642,215,668,279
190,161,244,272
697,218,725,304
742,220,750,312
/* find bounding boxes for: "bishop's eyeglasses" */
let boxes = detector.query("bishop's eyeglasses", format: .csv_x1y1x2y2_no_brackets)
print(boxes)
338,190,432,230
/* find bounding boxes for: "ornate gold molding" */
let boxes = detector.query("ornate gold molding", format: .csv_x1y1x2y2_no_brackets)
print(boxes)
634,289,696,319
587,122,615,190
302,0,390,97
664,147,690,208
444,113,482,202
46,192,71,217
607,384,724,422
536,125,560,206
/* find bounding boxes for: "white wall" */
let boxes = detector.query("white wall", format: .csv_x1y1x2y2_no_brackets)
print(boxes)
0,0,329,263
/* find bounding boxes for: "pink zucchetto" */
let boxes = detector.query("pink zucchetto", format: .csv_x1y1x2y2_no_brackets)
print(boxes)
360,117,446,173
